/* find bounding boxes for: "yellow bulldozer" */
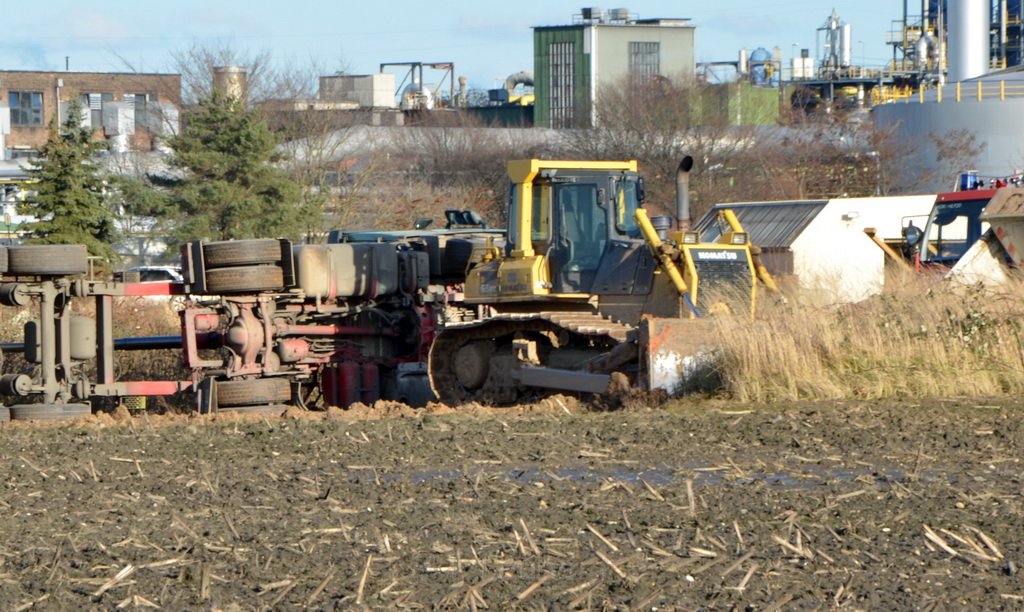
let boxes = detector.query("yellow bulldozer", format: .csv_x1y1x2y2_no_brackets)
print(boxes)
428,157,779,404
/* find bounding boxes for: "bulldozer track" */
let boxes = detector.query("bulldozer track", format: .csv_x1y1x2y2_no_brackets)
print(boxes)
429,311,634,405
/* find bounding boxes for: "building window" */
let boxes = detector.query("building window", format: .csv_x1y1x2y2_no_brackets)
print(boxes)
629,41,661,77
127,92,155,110
549,41,575,128
81,93,113,129
125,93,160,129
9,91,43,126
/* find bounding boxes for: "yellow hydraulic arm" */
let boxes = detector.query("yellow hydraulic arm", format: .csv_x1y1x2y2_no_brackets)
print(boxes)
718,209,781,294
635,207,689,295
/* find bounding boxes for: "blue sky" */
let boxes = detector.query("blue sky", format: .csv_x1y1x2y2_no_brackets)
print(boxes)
8,1,899,89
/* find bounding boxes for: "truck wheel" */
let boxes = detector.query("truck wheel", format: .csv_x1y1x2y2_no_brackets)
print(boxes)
203,239,282,267
217,378,292,407
441,238,475,277
8,245,88,276
0,406,9,422
9,403,91,421
205,265,284,293
0,246,8,274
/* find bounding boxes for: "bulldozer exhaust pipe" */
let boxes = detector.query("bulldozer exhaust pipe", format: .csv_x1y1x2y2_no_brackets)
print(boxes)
676,156,694,232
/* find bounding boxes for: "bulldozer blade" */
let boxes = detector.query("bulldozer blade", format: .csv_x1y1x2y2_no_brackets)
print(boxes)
639,317,720,393
513,367,611,393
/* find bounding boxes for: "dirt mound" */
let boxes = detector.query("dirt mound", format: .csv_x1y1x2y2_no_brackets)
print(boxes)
0,393,597,431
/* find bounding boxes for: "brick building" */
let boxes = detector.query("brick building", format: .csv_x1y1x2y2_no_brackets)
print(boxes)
0,71,182,155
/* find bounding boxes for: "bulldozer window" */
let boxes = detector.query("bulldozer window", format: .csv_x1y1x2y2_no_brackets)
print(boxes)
532,184,552,245
615,178,641,237
507,182,551,253
556,183,605,272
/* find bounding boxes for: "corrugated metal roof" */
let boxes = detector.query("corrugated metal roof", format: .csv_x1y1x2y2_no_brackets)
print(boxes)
694,200,828,248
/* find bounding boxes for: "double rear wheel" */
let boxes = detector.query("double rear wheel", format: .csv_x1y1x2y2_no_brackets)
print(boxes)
8,403,91,421
201,239,286,294
7,245,88,276
215,378,292,414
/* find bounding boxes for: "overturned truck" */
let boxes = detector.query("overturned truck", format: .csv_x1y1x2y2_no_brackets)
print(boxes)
0,224,498,419
180,227,500,412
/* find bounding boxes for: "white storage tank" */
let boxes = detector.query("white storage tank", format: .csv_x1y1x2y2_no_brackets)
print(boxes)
947,0,990,82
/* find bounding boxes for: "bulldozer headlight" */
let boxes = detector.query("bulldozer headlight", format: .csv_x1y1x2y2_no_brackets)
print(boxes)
682,231,700,244
730,232,748,245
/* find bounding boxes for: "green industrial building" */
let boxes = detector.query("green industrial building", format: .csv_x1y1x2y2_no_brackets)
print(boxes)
533,9,695,128
707,82,781,126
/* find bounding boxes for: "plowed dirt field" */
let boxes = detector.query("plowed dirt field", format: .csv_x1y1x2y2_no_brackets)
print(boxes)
0,397,1021,610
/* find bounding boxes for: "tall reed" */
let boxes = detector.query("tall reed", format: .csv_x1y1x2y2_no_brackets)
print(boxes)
713,273,1024,402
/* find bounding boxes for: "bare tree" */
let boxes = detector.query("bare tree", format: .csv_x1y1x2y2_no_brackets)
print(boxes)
262,58,338,102
702,113,945,203
563,75,758,221
928,129,986,191
278,115,387,241
171,43,277,105
103,152,176,264
386,112,536,227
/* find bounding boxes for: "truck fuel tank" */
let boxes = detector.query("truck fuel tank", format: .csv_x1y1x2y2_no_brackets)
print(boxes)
293,243,401,300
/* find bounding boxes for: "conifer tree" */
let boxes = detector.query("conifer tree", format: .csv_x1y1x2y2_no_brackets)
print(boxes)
21,98,117,263
166,90,304,241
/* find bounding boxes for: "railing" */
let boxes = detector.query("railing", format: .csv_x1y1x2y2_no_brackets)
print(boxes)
875,80,1024,105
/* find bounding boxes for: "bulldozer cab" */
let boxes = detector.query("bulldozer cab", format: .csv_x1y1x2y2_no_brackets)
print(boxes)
503,160,643,296
550,180,605,292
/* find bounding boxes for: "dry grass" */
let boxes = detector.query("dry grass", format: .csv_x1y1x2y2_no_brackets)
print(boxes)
105,298,189,391
714,272,1024,402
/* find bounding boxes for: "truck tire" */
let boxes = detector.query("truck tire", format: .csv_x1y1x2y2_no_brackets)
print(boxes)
441,238,475,277
9,403,91,421
205,265,284,293
217,378,292,407
8,245,88,276
203,239,282,268
0,246,8,274
218,404,289,415
0,406,9,422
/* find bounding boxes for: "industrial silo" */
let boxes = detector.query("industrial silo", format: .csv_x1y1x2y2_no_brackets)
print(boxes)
213,66,248,101
873,67,1024,191
871,0,1024,190
947,0,990,82
749,48,774,86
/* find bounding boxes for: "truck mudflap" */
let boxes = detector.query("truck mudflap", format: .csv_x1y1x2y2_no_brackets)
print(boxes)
638,316,720,393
